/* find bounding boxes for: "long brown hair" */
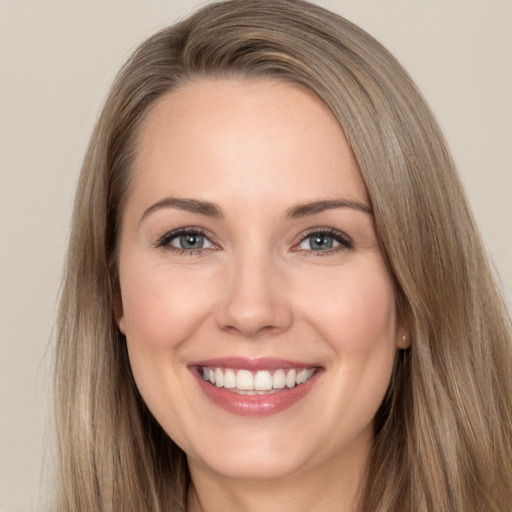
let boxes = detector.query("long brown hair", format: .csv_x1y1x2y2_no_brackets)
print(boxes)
55,1,512,510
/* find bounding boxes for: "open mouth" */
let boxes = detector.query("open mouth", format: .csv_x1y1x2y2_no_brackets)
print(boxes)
199,366,317,394
189,358,322,416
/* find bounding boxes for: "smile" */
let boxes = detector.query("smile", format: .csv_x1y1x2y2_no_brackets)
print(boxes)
190,358,322,416
200,367,316,394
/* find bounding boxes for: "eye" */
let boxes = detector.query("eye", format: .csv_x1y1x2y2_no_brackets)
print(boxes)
156,228,217,253
171,232,211,250
300,233,337,251
296,229,352,253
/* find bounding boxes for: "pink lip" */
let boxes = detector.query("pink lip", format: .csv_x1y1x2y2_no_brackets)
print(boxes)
188,356,316,371
188,358,322,417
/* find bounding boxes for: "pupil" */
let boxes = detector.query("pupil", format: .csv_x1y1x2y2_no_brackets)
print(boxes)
181,234,203,249
311,234,333,250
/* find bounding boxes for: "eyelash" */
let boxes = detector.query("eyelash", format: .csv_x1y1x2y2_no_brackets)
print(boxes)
155,227,217,256
154,227,353,256
294,228,353,256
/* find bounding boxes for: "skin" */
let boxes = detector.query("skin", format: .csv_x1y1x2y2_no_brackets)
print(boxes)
118,78,406,512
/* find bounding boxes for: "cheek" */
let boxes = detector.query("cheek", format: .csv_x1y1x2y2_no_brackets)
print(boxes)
296,261,398,406
298,262,397,349
297,264,397,429
119,259,218,350
118,260,218,438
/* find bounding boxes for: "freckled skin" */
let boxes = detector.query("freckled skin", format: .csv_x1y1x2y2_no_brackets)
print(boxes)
118,78,404,511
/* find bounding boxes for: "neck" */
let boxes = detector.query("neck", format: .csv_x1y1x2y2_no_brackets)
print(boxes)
186,444,368,512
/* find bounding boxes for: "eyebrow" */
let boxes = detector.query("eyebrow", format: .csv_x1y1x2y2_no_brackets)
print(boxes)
140,197,372,224
140,197,224,222
283,199,372,219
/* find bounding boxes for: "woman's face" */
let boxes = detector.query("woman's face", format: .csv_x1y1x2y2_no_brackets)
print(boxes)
118,78,404,482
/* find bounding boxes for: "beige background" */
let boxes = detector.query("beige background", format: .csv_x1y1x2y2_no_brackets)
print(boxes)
1,1,510,510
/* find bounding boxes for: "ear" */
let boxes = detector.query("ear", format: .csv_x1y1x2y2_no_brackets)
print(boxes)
114,296,126,335
396,326,410,349
112,277,126,335
117,314,126,335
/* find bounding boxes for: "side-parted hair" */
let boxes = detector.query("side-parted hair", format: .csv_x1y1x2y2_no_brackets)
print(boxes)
55,1,512,510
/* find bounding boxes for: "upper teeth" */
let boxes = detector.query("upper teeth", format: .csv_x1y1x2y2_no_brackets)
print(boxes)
201,367,315,392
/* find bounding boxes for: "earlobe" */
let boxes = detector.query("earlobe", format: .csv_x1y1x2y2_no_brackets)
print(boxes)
118,315,126,335
113,295,126,335
112,279,125,334
397,329,410,349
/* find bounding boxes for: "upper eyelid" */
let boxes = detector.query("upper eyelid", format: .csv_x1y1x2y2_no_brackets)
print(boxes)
155,226,217,248
293,227,353,252
154,225,352,249
296,227,352,242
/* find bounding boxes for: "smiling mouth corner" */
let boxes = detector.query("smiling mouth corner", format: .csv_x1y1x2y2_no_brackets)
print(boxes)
196,366,318,394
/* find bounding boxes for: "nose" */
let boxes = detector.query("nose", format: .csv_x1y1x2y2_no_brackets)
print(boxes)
215,247,293,339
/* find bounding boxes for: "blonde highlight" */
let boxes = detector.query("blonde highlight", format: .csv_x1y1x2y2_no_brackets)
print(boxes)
55,1,512,510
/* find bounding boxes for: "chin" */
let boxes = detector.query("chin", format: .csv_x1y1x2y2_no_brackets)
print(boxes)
189,446,308,482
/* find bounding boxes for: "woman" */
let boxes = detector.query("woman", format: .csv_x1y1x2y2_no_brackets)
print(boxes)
54,0,512,510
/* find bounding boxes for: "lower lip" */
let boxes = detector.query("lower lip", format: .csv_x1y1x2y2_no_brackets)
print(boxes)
192,368,321,417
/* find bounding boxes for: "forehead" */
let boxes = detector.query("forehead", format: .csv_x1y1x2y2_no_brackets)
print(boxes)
129,77,368,211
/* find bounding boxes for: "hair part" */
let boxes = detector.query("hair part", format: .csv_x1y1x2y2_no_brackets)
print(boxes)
55,1,512,510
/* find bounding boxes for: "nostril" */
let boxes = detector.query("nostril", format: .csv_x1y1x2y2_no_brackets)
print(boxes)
220,320,286,339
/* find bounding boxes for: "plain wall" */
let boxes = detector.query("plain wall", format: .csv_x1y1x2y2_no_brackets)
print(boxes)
1,1,510,510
